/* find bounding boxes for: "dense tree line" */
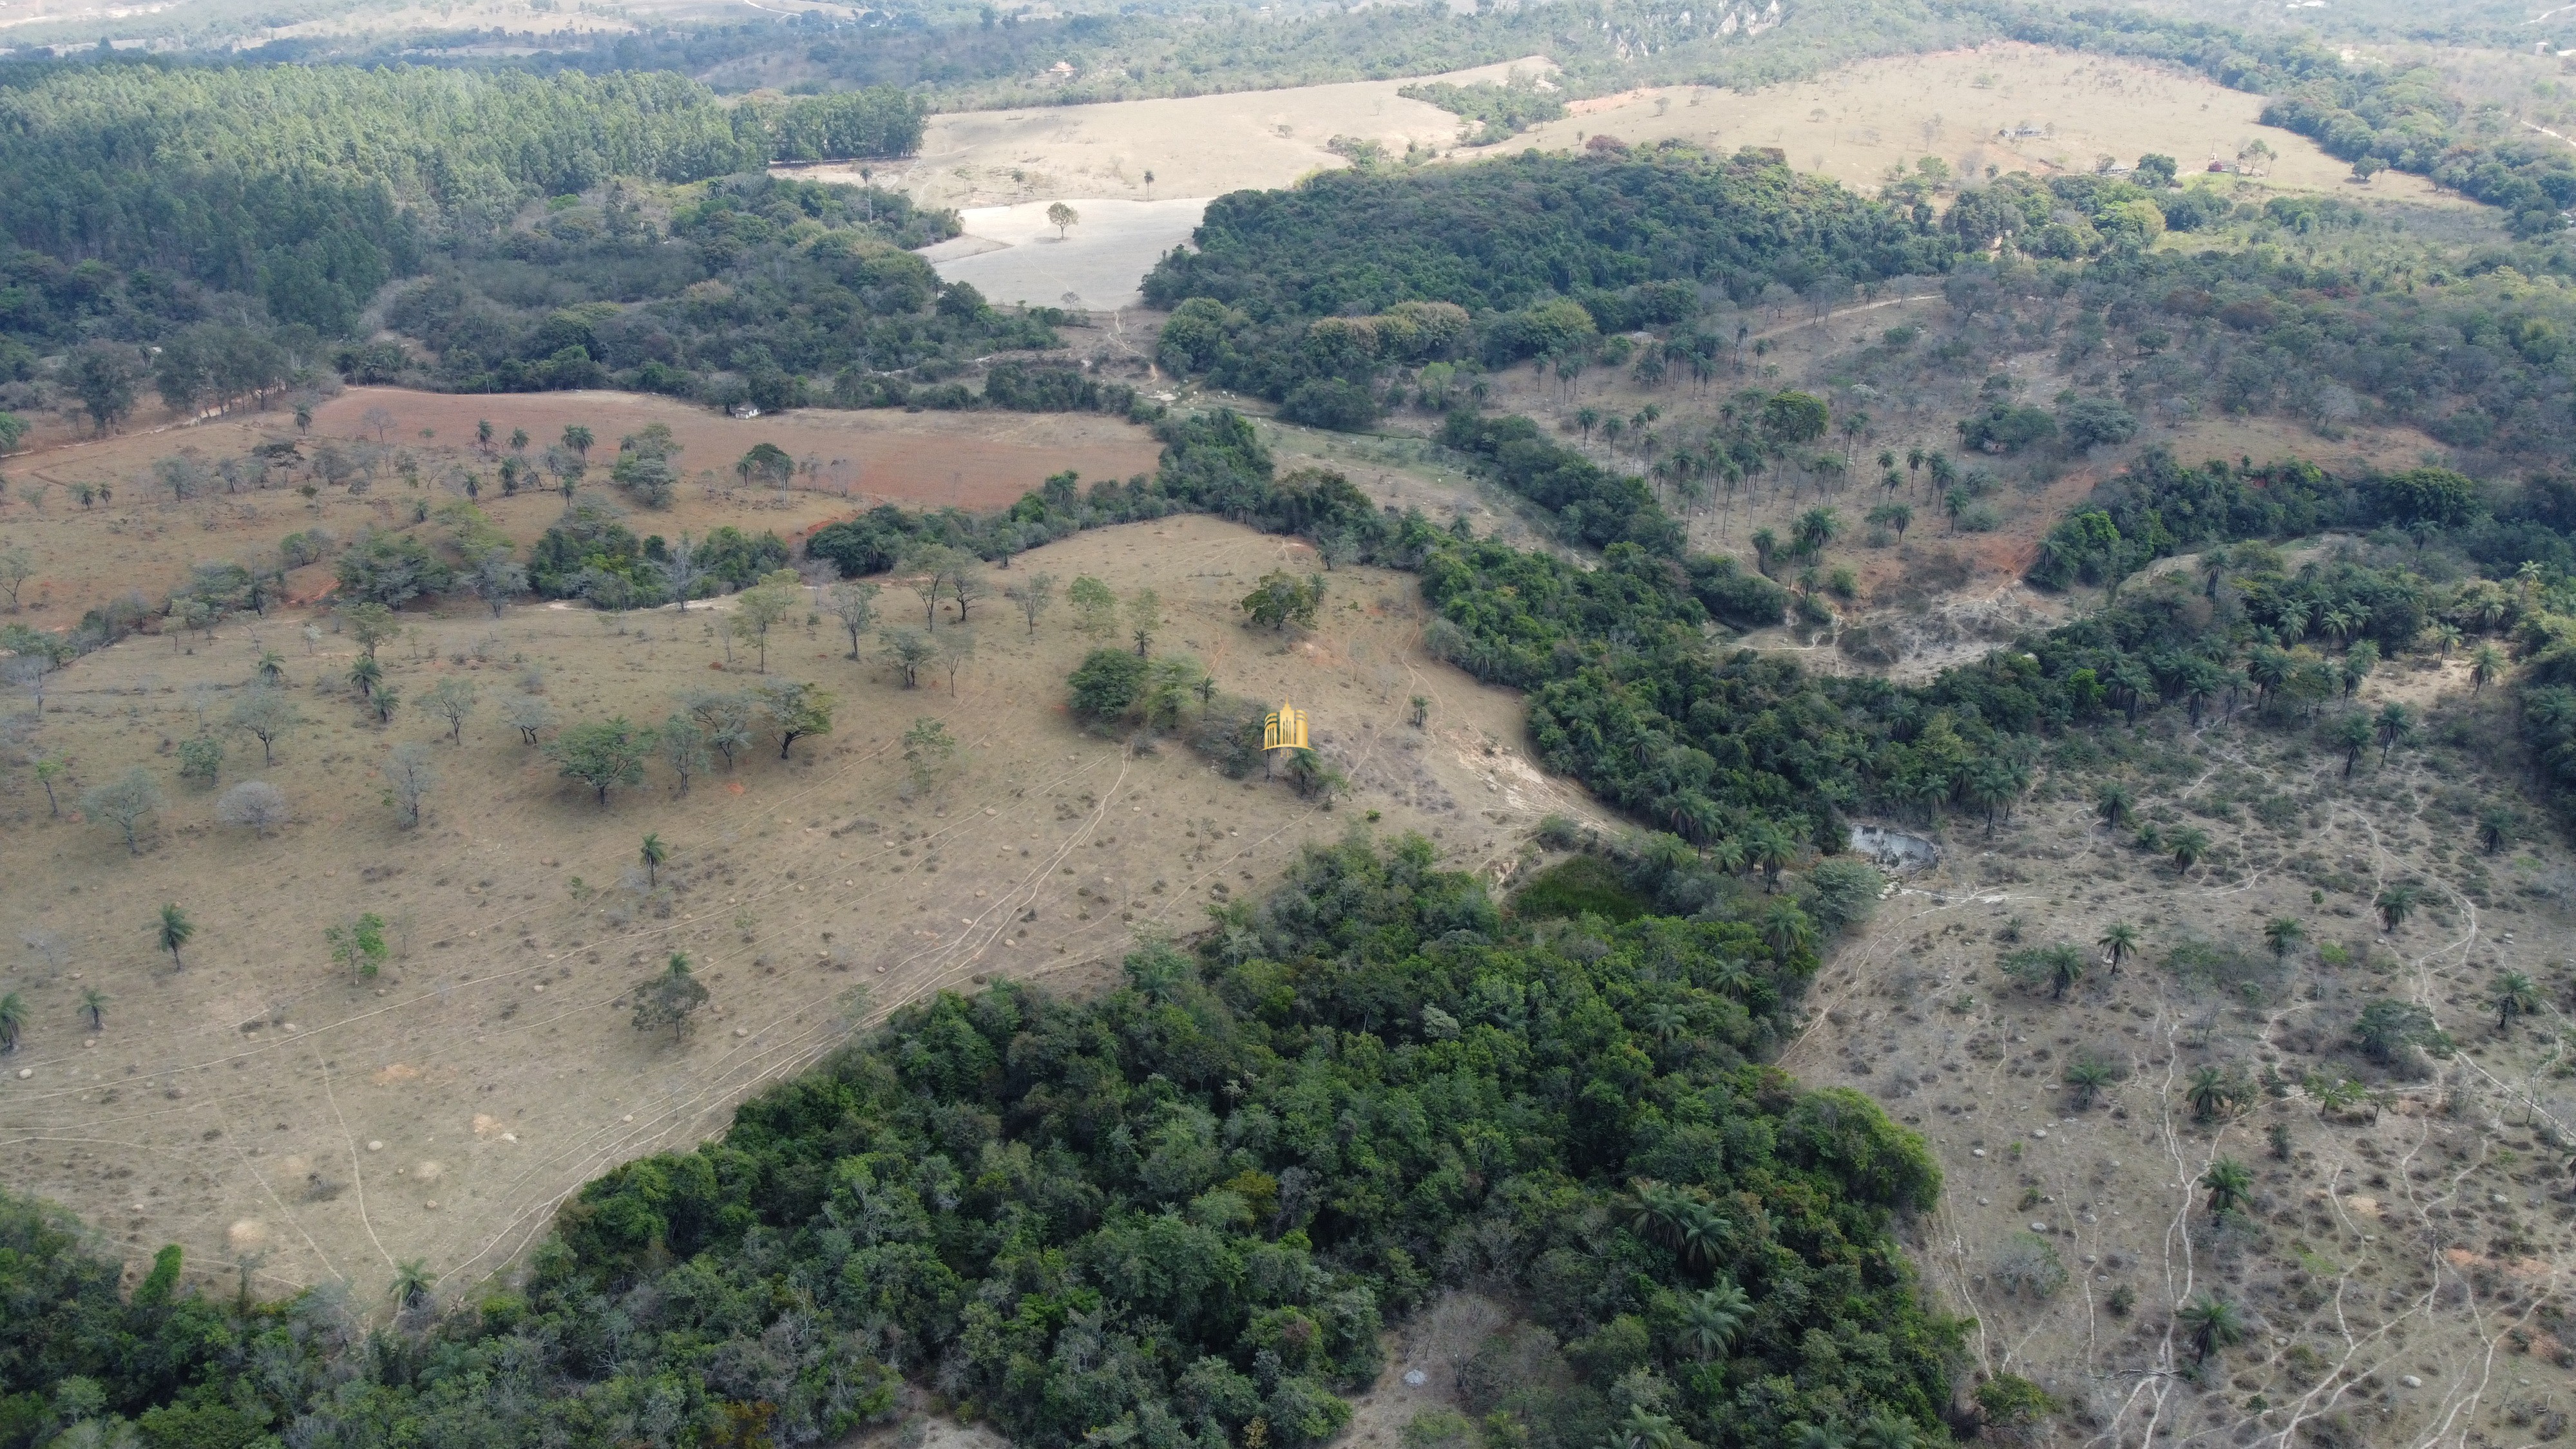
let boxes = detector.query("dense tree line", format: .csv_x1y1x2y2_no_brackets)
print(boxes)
0,834,1959,1449
0,59,921,355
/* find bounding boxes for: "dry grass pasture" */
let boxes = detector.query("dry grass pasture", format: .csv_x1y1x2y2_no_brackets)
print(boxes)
0,511,1599,1302
0,386,1161,632
1780,645,2576,1446
1505,43,2463,208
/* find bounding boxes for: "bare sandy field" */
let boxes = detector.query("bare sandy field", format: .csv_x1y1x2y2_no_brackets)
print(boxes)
920,197,1210,311
1498,42,2463,207
792,56,1555,213
0,513,1599,1302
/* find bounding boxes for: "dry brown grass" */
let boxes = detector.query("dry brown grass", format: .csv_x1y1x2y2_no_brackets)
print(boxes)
0,513,1599,1300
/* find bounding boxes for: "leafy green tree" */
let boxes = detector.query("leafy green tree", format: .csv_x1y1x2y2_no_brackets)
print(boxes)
879,628,935,688
2353,998,2437,1061
828,580,881,658
1129,587,1162,656
659,714,710,793
634,952,711,1040
177,734,223,786
84,768,165,855
1004,573,1055,638
752,679,834,759
326,913,390,983
156,904,193,968
341,601,397,658
732,570,801,672
545,717,654,805
1241,571,1327,631
1069,648,1150,721
1068,574,1120,641
66,342,145,435
902,717,955,795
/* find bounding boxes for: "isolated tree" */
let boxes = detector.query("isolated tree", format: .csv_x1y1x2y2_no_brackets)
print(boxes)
732,571,800,672
1005,572,1056,638
2008,943,2086,1000
32,757,64,816
222,687,303,766
2063,1054,2117,1108
2097,922,2139,972
342,601,397,659
0,545,32,612
1047,200,1079,238
2168,826,2209,873
640,833,668,887
326,912,390,983
901,545,959,628
2477,807,2514,855
2095,782,2133,829
215,780,290,836
390,1259,435,1311
66,341,145,435
680,690,756,767
633,952,710,1041
80,988,107,1032
0,991,24,1053
2263,917,2306,961
347,654,383,701
369,683,401,724
85,768,165,855
1242,571,1326,631
2185,1066,2236,1122
946,558,988,624
1129,587,1161,656
562,424,595,462
879,628,935,688
735,442,794,493
2202,1158,2253,1221
660,714,710,793
2177,1294,2245,1363
2374,884,2416,933
935,627,976,694
827,580,880,659
753,679,835,759
470,551,528,617
902,716,955,795
419,677,479,744
381,742,437,828
2353,998,2437,1062
156,904,193,968
2470,642,2504,695
1069,575,1118,640
546,717,654,805
2492,970,2541,1032
502,692,555,745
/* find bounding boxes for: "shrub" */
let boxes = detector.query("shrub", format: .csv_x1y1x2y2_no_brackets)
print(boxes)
1067,648,1149,722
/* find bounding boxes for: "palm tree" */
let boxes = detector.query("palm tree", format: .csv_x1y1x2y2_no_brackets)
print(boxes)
2177,1294,2246,1363
2168,826,2210,873
0,992,24,1054
2432,621,2461,656
1789,1424,1853,1449
80,988,107,1031
2492,971,2541,1032
348,654,382,699
2186,1066,2235,1122
157,904,193,969
1671,1200,1731,1269
255,649,287,685
1760,899,1817,959
2096,782,2133,829
1639,1001,1690,1050
2036,945,2086,1001
1680,1280,1751,1359
1626,1180,1692,1252
2064,1054,2117,1108
2470,642,2504,696
2478,808,2514,855
2375,885,2416,934
2374,701,2410,764
640,833,667,887
2263,917,2306,961
2201,1157,2253,1220
1709,958,1755,999
1750,824,1797,892
2097,922,2139,972
1854,1417,1918,1449
390,1258,435,1311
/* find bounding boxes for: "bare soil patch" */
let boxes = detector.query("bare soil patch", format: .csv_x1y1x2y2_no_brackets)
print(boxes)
0,513,1601,1303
